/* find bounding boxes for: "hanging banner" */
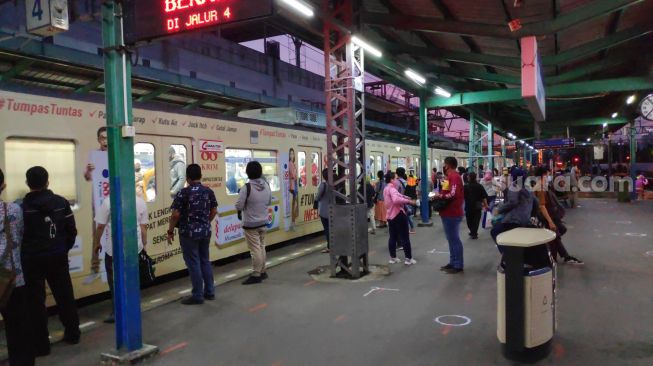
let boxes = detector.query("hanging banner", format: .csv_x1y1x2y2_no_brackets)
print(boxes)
521,36,546,122
594,145,605,160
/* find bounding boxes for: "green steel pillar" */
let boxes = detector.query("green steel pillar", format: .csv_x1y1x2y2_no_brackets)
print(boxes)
488,122,494,173
501,138,506,169
630,120,637,200
101,1,149,355
418,96,432,226
468,113,475,172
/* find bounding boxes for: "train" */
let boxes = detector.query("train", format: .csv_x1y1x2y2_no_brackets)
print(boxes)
0,88,469,302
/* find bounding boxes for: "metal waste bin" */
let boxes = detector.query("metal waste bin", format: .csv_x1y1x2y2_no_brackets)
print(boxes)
496,228,557,362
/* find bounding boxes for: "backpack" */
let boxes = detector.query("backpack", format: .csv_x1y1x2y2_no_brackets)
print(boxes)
545,185,566,220
237,183,251,221
404,184,417,199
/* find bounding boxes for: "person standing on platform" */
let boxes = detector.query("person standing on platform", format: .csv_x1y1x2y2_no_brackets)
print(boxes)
288,148,299,229
167,164,218,305
636,172,649,200
359,177,377,234
569,164,580,208
464,172,488,240
315,169,332,253
0,169,35,366
374,170,387,228
93,192,149,323
237,161,272,285
169,147,186,198
435,157,465,274
396,168,416,234
21,167,80,355
384,172,417,266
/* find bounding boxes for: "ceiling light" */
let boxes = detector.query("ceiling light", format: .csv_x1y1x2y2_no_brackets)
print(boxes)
351,36,382,58
395,146,401,152
611,112,618,119
603,122,608,128
404,69,426,85
519,140,524,144
587,138,591,142
434,86,452,98
626,95,636,105
280,0,314,17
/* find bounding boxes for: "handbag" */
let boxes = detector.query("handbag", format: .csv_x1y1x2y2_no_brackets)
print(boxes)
0,203,17,308
431,198,451,212
139,250,156,286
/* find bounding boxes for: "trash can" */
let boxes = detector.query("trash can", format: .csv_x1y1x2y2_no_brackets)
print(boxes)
496,228,557,362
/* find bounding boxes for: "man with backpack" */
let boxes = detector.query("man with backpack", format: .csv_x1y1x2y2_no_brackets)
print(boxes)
167,164,218,304
236,161,272,285
21,166,80,355
396,168,416,234
359,178,377,234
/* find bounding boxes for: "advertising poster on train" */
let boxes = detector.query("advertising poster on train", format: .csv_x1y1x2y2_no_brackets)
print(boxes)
89,150,109,213
214,202,280,246
280,152,291,231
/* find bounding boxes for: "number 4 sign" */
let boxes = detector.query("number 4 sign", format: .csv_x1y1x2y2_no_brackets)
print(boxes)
25,0,69,36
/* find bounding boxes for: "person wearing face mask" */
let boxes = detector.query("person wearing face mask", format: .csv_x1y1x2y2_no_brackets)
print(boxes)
434,157,465,274
384,172,417,266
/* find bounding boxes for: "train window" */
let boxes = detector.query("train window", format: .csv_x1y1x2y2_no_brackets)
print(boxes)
253,150,279,192
225,148,251,195
169,144,187,198
376,156,382,174
297,151,307,188
4,138,76,204
225,149,279,195
311,152,320,186
134,143,156,202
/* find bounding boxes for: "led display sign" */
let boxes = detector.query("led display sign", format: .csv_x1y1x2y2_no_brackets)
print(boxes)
123,0,274,44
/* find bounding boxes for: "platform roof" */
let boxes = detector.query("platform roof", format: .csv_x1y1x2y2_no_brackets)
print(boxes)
257,0,653,141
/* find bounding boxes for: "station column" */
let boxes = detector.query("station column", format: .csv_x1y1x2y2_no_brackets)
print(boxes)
419,96,432,226
100,1,153,358
468,113,476,172
630,120,637,200
488,122,494,173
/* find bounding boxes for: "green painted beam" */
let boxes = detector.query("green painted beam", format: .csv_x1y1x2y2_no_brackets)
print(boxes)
428,65,520,85
426,77,653,108
182,96,213,110
0,59,34,81
75,77,104,94
135,86,171,102
544,117,628,127
546,56,630,84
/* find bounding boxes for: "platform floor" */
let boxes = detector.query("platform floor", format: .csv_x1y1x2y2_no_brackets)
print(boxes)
24,199,653,365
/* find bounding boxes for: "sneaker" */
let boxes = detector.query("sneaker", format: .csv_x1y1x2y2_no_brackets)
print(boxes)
181,296,204,305
62,333,80,345
564,256,584,265
321,248,330,253
260,272,269,280
443,267,464,274
369,230,376,235
404,258,417,265
440,264,453,271
204,294,216,301
398,246,404,251
242,276,263,285
409,230,416,234
388,258,401,264
103,314,115,324
471,235,478,240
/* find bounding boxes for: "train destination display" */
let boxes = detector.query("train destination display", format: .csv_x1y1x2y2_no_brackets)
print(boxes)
123,0,274,44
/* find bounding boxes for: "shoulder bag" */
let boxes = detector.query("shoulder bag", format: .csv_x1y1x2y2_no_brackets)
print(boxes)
0,203,17,308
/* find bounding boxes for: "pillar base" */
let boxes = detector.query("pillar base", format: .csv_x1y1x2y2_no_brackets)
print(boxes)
501,339,552,363
418,220,434,227
100,344,158,365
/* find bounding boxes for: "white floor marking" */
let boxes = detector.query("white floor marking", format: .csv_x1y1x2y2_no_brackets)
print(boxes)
644,251,653,257
178,288,191,294
79,321,96,329
225,274,237,279
265,262,272,266
363,286,400,297
625,233,648,237
428,249,449,254
278,256,288,260
150,298,164,304
434,315,471,327
292,252,301,256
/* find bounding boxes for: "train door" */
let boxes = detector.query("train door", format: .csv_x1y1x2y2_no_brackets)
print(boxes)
295,146,322,225
134,135,192,253
370,151,384,179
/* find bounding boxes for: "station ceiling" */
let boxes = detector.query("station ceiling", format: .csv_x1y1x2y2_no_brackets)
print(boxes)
236,0,653,141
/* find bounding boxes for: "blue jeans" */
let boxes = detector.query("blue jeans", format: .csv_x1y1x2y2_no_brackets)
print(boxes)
320,216,330,249
180,236,214,301
442,216,464,269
